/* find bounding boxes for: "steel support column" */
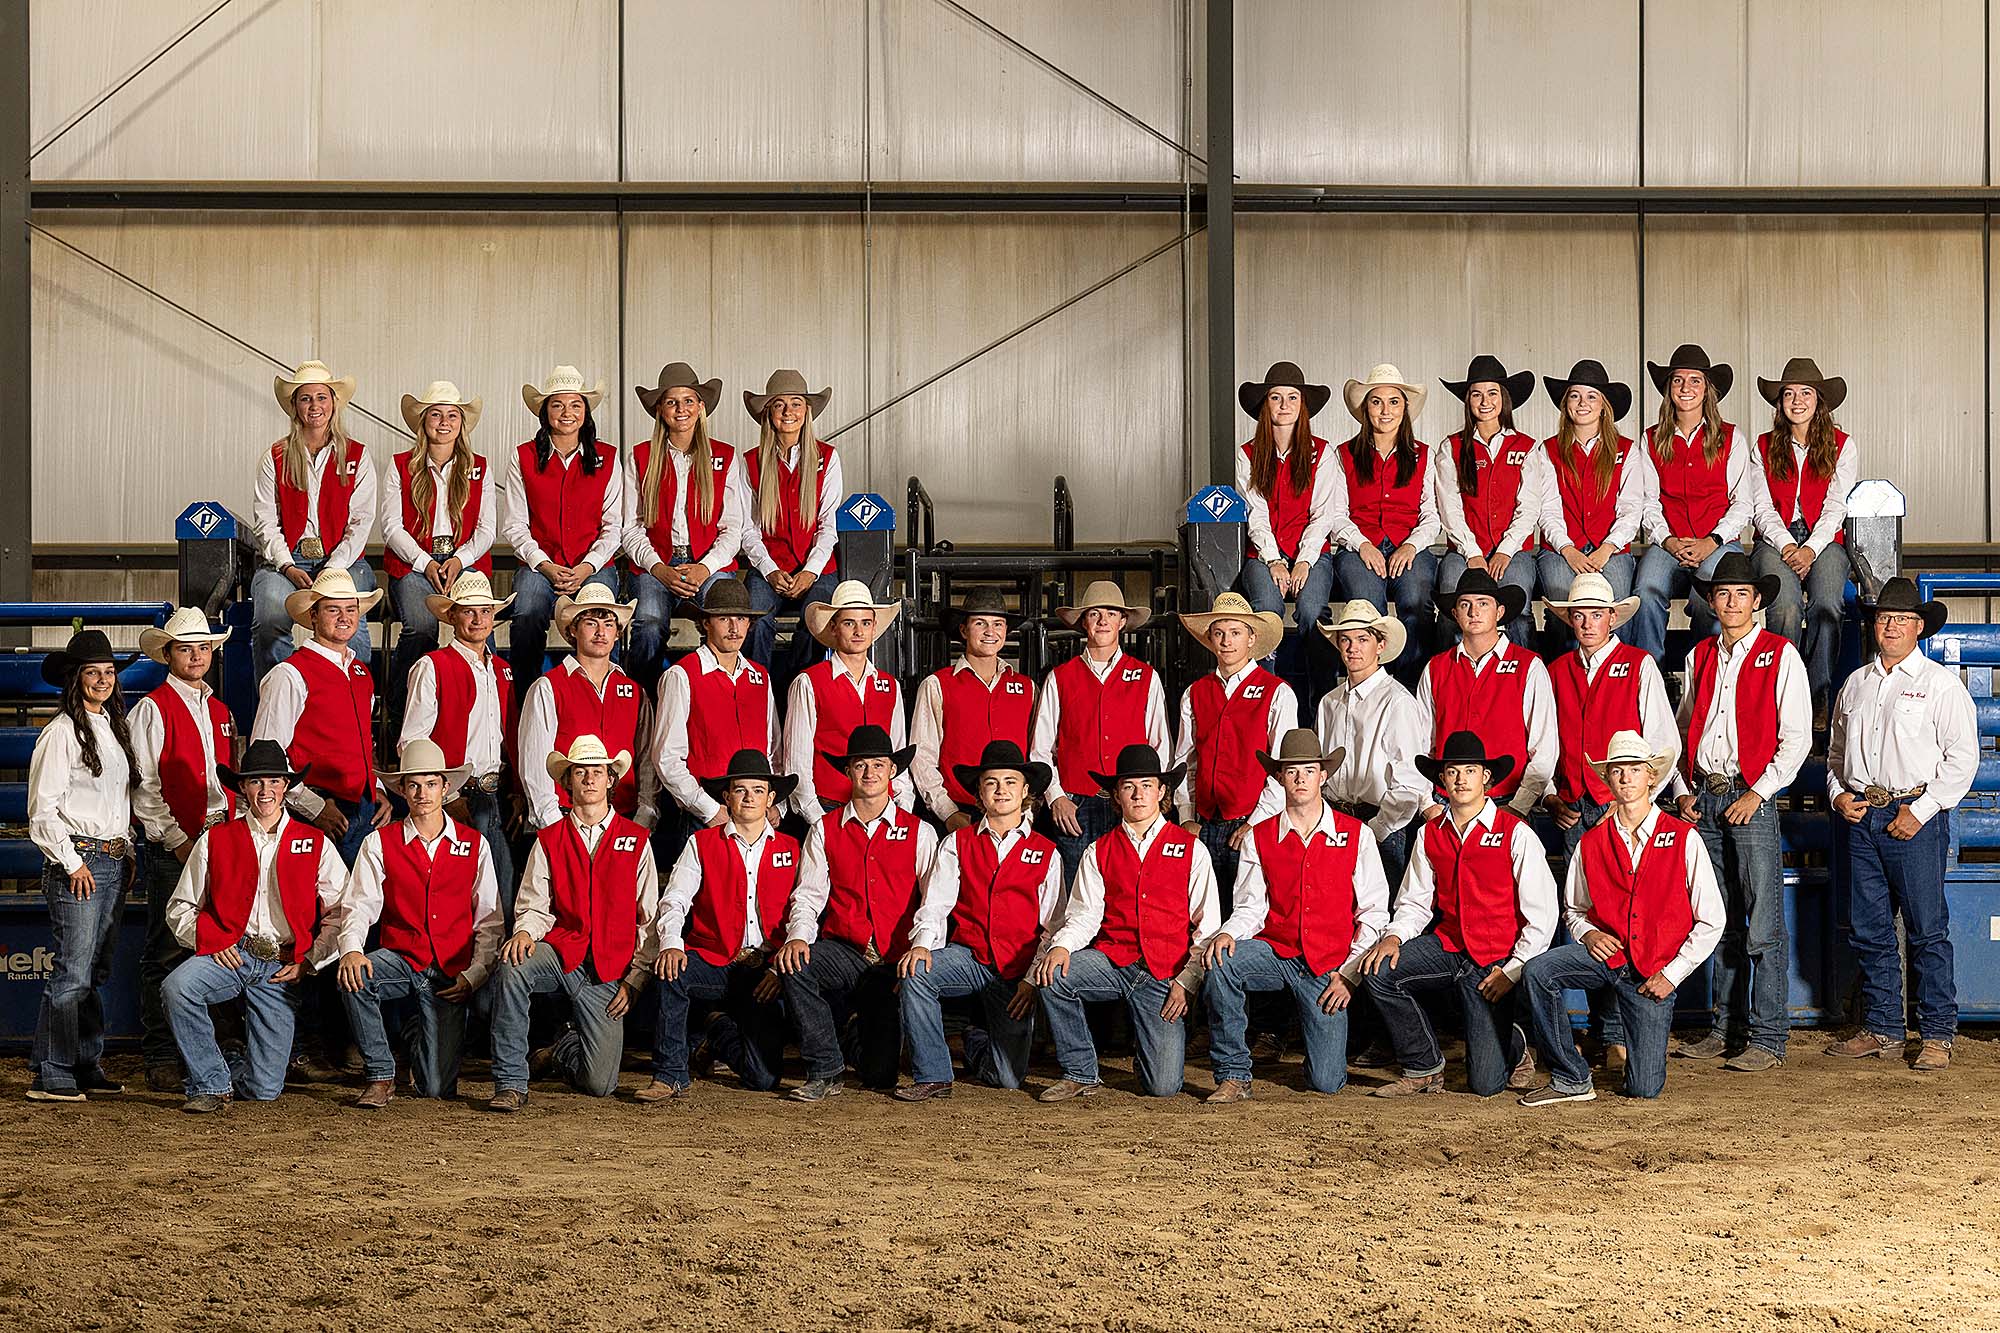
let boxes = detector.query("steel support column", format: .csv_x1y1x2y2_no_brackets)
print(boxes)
0,1,31,606
1204,0,1233,484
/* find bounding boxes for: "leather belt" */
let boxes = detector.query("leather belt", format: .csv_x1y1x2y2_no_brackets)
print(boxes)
295,537,326,561
428,536,457,558
1694,771,1744,796
1855,783,1928,808
1328,797,1381,822
241,935,284,963
73,835,131,860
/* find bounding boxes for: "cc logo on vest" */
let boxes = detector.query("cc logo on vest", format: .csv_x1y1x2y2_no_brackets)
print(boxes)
1243,685,1266,700
1478,832,1506,848
288,838,315,854
885,825,911,842
1652,831,1677,848
1754,650,1775,669
1020,849,1047,865
1495,659,1520,675
712,456,729,471
349,664,368,679
1161,841,1189,859
1327,831,1350,848
612,835,639,852
616,683,635,699
1607,663,1631,679
771,851,794,868
469,464,484,480
220,721,236,736
448,840,472,857
1505,452,1528,466
873,678,893,694
747,666,765,684
1121,668,1145,683
1005,680,1026,695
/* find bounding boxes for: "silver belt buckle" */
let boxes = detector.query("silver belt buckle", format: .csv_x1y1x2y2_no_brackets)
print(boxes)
242,936,282,963
1701,772,1735,796
472,773,503,794
1862,784,1894,808
670,544,693,562
429,536,457,558
862,940,881,965
295,537,325,562
202,812,227,830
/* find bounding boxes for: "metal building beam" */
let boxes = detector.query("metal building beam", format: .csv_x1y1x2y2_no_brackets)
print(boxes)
1204,0,1233,485
0,2,31,605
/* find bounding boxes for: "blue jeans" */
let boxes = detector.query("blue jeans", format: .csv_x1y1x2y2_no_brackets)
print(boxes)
1044,793,1117,891
338,949,467,1096
1523,942,1674,1098
138,839,192,1070
1755,528,1850,705
1375,818,1415,894
251,551,375,679
1694,784,1789,1055
900,943,1035,1089
1438,550,1539,651
325,795,376,869
743,567,839,705
488,940,627,1096
651,951,785,1092
1558,794,1625,1050
1363,931,1520,1095
1837,806,1956,1041
1197,815,1251,902
780,936,902,1086
1039,947,1186,1096
1204,938,1350,1093
32,853,128,1090
458,787,515,922
388,570,444,701
626,565,730,694
506,565,620,698
1333,542,1436,685
1630,541,1740,660
163,946,299,1100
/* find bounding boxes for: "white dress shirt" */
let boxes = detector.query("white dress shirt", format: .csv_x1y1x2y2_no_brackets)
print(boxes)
1826,650,1981,827
1234,438,1345,563
517,657,658,831
780,660,915,822
495,441,624,573
1674,630,1811,802
1562,638,1680,800
909,817,1065,956
165,812,348,966
910,656,1028,823
1435,430,1550,559
735,445,845,578
1387,800,1558,982
1218,802,1391,980
1563,806,1725,987
619,442,745,572
399,638,505,777
1637,422,1754,545
1315,666,1427,840
1536,434,1645,551
1048,814,1221,992
129,677,230,850
784,805,940,945
380,451,497,574
1172,663,1295,824
1751,435,1859,555
251,441,379,570
655,820,785,953
1411,634,1560,815
1331,441,1443,553
648,646,778,823
1029,649,1172,805
331,819,504,989
250,638,385,821
28,711,133,873
512,809,661,986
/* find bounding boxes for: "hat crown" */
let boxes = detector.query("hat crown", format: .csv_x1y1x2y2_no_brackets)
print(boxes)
975,739,1031,768
828,579,878,608
1433,729,1494,765
307,567,365,599
1705,550,1760,586
699,578,754,613
558,734,616,767
160,606,217,638
1330,598,1382,627
843,724,896,758
286,360,337,384
720,747,781,781
1873,576,1925,611
396,738,451,777
1779,356,1824,382
1362,363,1407,386
761,369,811,397
956,587,1012,615
1563,572,1617,605
1112,743,1163,776
1207,592,1256,616
568,582,619,607
1666,343,1713,369
657,361,702,387
234,738,296,779
1075,580,1128,610
416,380,466,404
1596,729,1653,766
1271,727,1324,765
1261,360,1308,386
539,365,588,395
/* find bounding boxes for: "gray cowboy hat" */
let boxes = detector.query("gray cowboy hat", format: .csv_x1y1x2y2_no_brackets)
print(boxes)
744,369,831,421
636,362,722,417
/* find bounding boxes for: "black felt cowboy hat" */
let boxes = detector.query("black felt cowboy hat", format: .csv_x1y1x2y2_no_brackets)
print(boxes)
820,723,916,776
1238,360,1332,419
40,629,135,688
1543,359,1633,421
1757,356,1847,413
684,576,755,619
1435,568,1529,624
1414,730,1516,790
944,586,1025,633
635,361,722,417
952,740,1051,800
217,738,309,793
1647,343,1734,401
1863,576,1948,639
698,748,799,802
1440,354,1535,408
1088,742,1187,795
1693,549,1781,607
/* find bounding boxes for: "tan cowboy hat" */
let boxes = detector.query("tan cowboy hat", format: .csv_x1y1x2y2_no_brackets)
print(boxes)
744,368,831,421
1343,363,1427,425
400,380,483,436
381,738,470,799
522,365,606,415
139,606,231,664
424,570,514,621
274,359,355,417
284,566,384,628
545,733,633,785
1587,729,1675,783
1318,597,1406,664
805,579,901,647
553,582,636,638
1256,727,1346,780
1542,571,1640,630
636,362,722,417
1053,579,1151,630
1179,591,1285,661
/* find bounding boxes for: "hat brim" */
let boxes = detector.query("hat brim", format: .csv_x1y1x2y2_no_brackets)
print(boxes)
1440,369,1535,408
1414,751,1516,789
638,377,722,417
1088,762,1188,795
1318,612,1407,664
1237,379,1334,420
400,393,483,437
554,596,637,637
1541,594,1640,630
1179,607,1286,662
945,602,1026,633
1543,375,1633,421
1757,374,1847,414
745,387,832,420
1054,600,1151,630
425,590,515,620
805,598,900,647
1586,752,1676,783
1648,361,1734,401
951,759,1052,800
285,584,386,628
523,382,607,415
138,625,230,665
1692,572,1782,608
1344,378,1427,425
275,373,356,417
40,650,139,688
217,760,309,794
1257,745,1345,779
380,762,473,800
1865,598,1949,639
683,596,757,620
1436,582,1530,625
818,744,917,777
545,750,635,784
698,769,800,802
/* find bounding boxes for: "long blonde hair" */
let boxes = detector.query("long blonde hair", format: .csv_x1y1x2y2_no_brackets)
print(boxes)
756,410,820,531
281,402,354,491
643,405,718,527
407,409,477,536
1652,381,1727,465
1554,396,1622,501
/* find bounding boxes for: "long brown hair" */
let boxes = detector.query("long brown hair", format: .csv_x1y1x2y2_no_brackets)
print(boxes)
755,411,821,532
1554,391,1623,501
1347,389,1418,488
1652,380,1727,465
60,671,136,786
1766,397,1841,481
407,408,476,539
1250,400,1316,497
1453,390,1518,497
642,403,718,527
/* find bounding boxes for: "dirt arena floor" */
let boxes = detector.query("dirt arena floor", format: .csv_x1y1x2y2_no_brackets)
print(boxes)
3,1028,1997,1332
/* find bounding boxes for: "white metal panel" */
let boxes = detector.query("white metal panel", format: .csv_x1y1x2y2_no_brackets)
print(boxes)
1640,0,1749,186
1466,0,1638,186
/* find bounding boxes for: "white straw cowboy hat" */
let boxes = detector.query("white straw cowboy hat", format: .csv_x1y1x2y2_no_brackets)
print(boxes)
423,570,514,621
744,368,831,421
1587,729,1676,783
274,359,355,417
553,581,636,638
522,365,606,415
380,737,470,799
283,566,384,628
545,733,633,785
1179,591,1286,662
805,579,901,647
1343,363,1427,425
1053,579,1152,630
1318,597,1407,664
139,606,231,664
401,380,483,436
1542,571,1640,630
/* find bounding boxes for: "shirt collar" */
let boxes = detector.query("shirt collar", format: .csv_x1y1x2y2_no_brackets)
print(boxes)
1212,660,1256,689
697,644,750,680
1717,627,1760,660
568,807,613,834
1343,665,1389,699
1576,636,1622,671
401,817,451,845
1121,813,1164,846
167,674,212,705
1277,800,1338,844
1873,651,1925,681
840,802,894,832
976,815,1029,842
246,811,291,842
727,821,773,849
1613,805,1660,847
950,654,1008,681
1454,633,1508,667
302,638,355,669
1449,799,1499,837
449,637,491,668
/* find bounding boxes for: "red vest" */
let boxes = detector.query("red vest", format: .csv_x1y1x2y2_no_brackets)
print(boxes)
684,826,799,967
1758,430,1849,546
680,655,773,784
549,664,643,816
384,449,491,579
144,682,234,842
273,439,365,553
630,439,738,572
375,818,482,976
1049,653,1155,798
1579,814,1698,978
283,647,374,803
1681,629,1787,787
1646,424,1734,539
951,826,1057,981
803,661,899,805
819,808,923,962
194,818,325,962
1188,667,1284,821
1421,808,1527,968
1422,642,1536,801
515,440,616,567
1548,642,1649,805
1091,822,1200,980
537,814,649,981
1544,434,1633,551
743,442,835,573
934,665,1035,805
1251,810,1364,976
1338,440,1429,547
1241,437,1329,560
424,645,514,773
1449,431,1539,554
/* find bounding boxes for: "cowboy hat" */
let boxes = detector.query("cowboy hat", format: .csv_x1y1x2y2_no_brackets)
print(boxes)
1256,727,1345,780
544,733,633,785
1343,363,1427,425
41,629,135,688
636,362,722,417
1440,355,1535,408
820,723,915,776
284,566,385,628
1436,568,1528,624
380,738,470,799
1414,729,1516,789
1542,571,1639,629
138,606,231,665
1586,729,1675,784
1317,598,1407,664
951,739,1051,801
554,582,637,638
1087,742,1186,795
679,576,756,621
944,586,1024,632
218,738,308,793
697,748,799,803
1053,579,1151,630
1757,356,1848,413
1692,550,1780,608
1179,591,1286,661
1864,576,1948,639
744,369,831,421
805,579,901,647
274,360,355,417
522,365,606,416
1238,360,1333,419
1543,360,1632,421
423,569,514,621
1647,344,1734,401
400,380,483,436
